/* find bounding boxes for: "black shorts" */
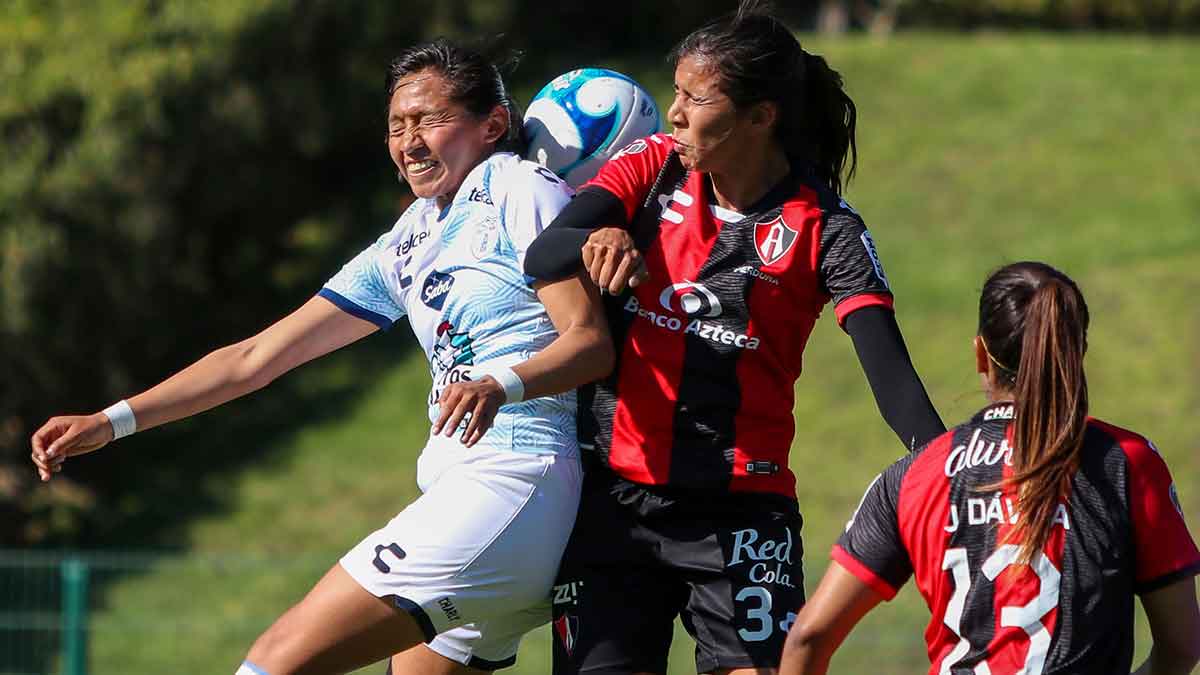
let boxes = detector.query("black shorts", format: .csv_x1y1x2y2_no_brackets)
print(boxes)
551,465,805,674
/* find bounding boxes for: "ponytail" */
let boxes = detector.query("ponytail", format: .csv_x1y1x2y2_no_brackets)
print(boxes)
1009,280,1089,562
797,52,857,196
978,263,1090,564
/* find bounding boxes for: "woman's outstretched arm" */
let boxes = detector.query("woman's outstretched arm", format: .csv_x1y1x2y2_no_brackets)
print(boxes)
31,296,378,478
844,306,945,452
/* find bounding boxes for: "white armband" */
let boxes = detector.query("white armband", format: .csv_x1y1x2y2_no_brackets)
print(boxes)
476,365,525,404
102,400,137,440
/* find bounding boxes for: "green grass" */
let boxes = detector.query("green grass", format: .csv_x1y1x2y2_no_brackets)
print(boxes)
73,33,1200,673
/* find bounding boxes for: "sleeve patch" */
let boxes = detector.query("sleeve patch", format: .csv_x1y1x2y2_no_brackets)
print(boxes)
860,230,890,290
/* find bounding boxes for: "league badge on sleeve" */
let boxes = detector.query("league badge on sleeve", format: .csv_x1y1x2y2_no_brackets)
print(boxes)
1170,484,1184,518
754,216,799,266
860,230,890,290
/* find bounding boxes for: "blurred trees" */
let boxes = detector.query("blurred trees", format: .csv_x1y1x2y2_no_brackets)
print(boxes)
2,0,1196,546
0,0,784,546
817,0,1200,32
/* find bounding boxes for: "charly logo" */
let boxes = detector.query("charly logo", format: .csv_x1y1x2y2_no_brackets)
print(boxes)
727,528,796,588
421,270,455,310
371,543,406,574
754,215,799,266
658,281,722,318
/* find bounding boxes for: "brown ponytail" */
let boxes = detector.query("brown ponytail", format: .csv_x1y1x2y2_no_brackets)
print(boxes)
798,51,857,196
978,263,1090,564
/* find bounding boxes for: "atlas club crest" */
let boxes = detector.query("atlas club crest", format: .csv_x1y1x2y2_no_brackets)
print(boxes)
754,216,799,266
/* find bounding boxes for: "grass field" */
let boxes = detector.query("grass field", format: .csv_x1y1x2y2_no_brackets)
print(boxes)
67,33,1200,673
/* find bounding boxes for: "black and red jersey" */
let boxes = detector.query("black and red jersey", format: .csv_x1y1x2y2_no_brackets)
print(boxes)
579,134,894,497
835,401,1200,675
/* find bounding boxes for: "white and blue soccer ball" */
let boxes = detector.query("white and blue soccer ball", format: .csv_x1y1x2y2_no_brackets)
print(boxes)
524,68,662,188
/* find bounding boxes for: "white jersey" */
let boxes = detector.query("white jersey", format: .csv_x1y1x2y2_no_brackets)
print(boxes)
321,152,577,457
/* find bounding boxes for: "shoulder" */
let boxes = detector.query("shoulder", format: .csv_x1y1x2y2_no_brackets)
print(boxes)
779,176,871,247
1087,417,1163,472
483,152,573,205
894,427,959,491
612,132,675,162
380,198,436,247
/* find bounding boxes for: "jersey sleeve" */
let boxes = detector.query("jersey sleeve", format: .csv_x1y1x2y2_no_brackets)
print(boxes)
832,454,916,601
818,204,895,328
318,229,405,330
1123,437,1200,593
581,134,673,223
503,162,575,275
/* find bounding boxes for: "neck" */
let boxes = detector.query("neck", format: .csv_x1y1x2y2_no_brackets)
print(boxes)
988,388,1016,403
708,143,790,212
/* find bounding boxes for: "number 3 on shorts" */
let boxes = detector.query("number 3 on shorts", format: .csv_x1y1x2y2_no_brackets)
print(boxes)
939,545,1061,675
735,586,774,642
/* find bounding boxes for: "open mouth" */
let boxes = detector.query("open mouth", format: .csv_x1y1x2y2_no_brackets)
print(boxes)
406,159,439,176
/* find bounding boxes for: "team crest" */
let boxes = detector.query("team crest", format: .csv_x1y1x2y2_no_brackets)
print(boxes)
754,216,799,266
553,614,580,656
470,219,500,259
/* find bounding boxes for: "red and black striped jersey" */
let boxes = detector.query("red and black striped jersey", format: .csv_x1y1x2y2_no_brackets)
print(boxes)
835,401,1200,675
578,134,894,496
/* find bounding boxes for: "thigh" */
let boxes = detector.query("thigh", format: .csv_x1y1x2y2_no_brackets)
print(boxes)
246,563,426,675
552,561,684,675
424,600,551,671
551,479,686,675
676,505,805,674
387,644,491,675
342,451,579,639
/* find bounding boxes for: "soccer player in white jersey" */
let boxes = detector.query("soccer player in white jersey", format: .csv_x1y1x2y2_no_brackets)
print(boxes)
30,39,613,675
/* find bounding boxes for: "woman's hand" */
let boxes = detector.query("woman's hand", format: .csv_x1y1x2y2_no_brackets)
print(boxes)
433,376,507,447
582,227,649,294
30,413,114,481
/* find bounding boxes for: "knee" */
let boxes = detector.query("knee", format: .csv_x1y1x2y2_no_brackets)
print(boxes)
243,607,311,675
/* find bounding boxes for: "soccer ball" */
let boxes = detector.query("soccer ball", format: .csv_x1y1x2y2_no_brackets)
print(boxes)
524,68,662,188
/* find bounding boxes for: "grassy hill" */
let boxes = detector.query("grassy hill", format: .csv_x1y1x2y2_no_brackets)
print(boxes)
56,33,1200,673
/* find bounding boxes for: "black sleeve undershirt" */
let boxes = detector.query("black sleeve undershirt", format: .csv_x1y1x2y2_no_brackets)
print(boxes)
523,187,627,281
844,305,945,452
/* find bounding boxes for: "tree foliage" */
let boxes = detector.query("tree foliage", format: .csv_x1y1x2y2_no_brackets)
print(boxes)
2,0,1194,545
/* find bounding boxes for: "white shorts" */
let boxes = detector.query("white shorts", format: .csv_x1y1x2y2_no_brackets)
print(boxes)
340,438,582,670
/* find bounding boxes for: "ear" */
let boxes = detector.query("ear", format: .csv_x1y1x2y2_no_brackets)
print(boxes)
973,335,990,375
747,100,779,132
481,104,509,146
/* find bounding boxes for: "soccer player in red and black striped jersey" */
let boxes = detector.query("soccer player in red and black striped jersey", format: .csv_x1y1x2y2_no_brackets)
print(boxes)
525,3,944,673
781,262,1200,675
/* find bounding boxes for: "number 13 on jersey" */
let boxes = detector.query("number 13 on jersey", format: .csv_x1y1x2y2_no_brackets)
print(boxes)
939,545,1061,675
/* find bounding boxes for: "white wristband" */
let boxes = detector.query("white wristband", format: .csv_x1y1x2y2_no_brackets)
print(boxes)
478,366,525,404
102,400,137,440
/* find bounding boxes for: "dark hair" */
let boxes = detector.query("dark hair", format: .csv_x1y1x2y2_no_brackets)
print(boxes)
978,261,1090,564
670,0,857,195
384,38,525,154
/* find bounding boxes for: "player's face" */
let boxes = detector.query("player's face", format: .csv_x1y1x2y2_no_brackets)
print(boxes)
386,70,504,207
667,56,745,174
